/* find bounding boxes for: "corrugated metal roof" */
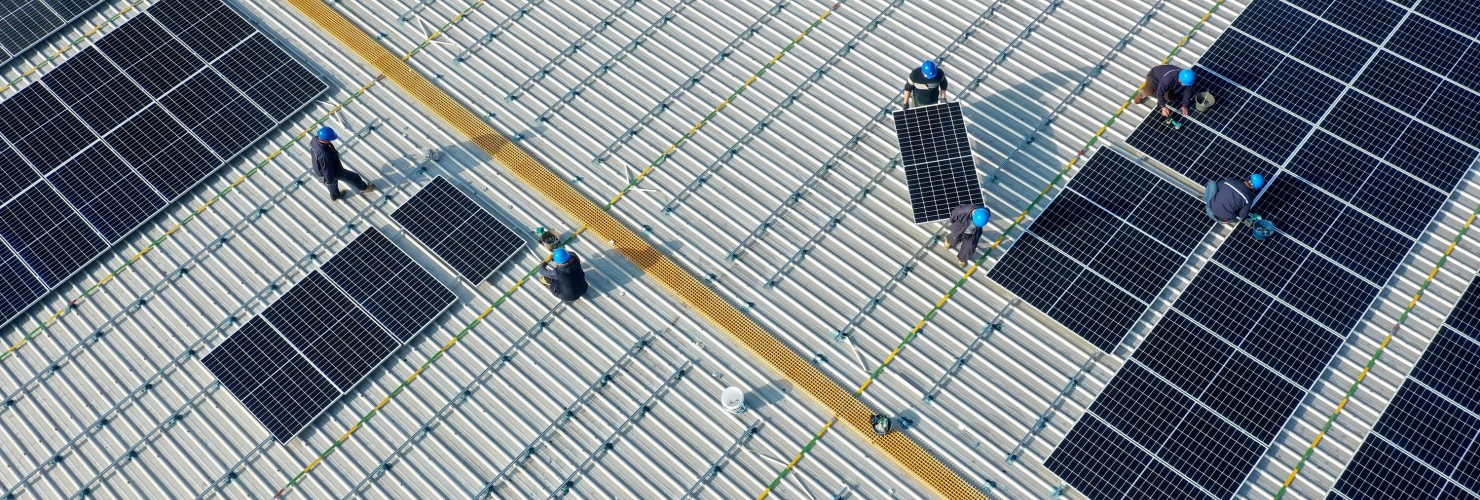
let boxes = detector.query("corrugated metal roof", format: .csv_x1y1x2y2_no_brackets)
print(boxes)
2,0,1477,498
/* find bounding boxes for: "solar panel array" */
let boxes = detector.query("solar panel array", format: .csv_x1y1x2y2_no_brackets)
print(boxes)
0,0,106,68
201,228,455,441
1048,0,1480,497
988,150,1209,351
391,176,525,283
892,102,984,223
1332,275,1480,498
0,0,326,330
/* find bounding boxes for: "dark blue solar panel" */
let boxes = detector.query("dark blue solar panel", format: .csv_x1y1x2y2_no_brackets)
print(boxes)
1158,404,1264,499
1388,16,1471,78
99,17,207,98
1045,416,1151,500
1229,0,1313,52
39,47,152,134
0,1,109,68
1356,51,1441,116
893,102,984,223
391,177,526,282
1223,97,1310,164
1412,327,1480,413
318,228,456,342
1132,313,1233,396
1124,111,1215,180
1418,81,1480,146
1418,0,1480,38
1319,0,1402,43
1088,362,1195,450
1239,300,1340,387
986,233,1076,309
1126,460,1208,499
0,184,105,286
1291,20,1374,82
1286,131,1375,200
1334,436,1451,499
260,271,400,391
1324,92,1409,157
1353,165,1446,238
1314,209,1410,283
149,0,255,62
1259,59,1341,122
992,150,1205,351
1200,351,1303,442
45,143,165,242
1375,383,1479,473
1386,121,1477,191
201,316,341,443
1198,32,1281,91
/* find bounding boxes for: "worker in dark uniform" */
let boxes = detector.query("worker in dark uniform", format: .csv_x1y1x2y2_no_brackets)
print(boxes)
945,204,989,268
902,60,947,109
1134,65,1195,117
1205,174,1265,224
310,126,376,201
539,248,588,302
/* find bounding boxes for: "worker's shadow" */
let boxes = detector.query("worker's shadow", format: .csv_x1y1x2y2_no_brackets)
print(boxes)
960,68,1090,172
582,239,685,296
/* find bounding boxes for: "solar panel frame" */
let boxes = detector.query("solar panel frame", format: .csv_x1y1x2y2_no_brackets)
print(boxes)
0,0,327,331
199,316,342,443
892,102,985,223
390,176,527,283
318,227,458,342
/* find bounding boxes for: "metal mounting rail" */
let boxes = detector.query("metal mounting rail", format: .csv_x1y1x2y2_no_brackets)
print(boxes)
284,1,983,498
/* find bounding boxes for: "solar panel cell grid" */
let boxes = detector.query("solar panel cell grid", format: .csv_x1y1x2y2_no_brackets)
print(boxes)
0,144,38,206
0,250,45,324
390,177,526,282
1200,352,1302,442
1043,416,1151,500
318,228,456,342
0,1,61,56
45,143,164,242
1127,184,1212,254
1374,383,1479,472
984,233,1077,309
261,272,400,391
1334,436,1450,499
1356,51,1441,116
1221,97,1310,164
39,48,151,134
1260,58,1342,122
1291,20,1374,82
1387,16,1471,77
1317,0,1402,43
1050,271,1146,350
1412,327,1480,413
159,2,256,63
1089,229,1181,302
1134,314,1235,395
1285,131,1374,199
1228,0,1312,52
1090,362,1196,450
1159,406,1263,499
892,102,984,223
1239,302,1340,386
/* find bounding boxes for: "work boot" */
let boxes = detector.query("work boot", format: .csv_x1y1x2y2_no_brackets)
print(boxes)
360,183,377,193
943,239,952,250
332,189,348,200
956,260,967,269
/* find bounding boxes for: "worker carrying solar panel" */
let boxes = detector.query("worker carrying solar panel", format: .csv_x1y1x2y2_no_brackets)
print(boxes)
945,204,989,268
1203,174,1265,225
311,127,379,201
1134,65,1196,118
539,248,589,302
901,60,948,109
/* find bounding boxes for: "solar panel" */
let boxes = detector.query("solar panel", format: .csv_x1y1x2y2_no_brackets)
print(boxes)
1054,1,1480,497
891,102,984,223
988,150,1209,351
318,228,457,342
201,228,456,441
200,317,341,443
0,1,108,69
0,0,326,330
391,177,526,283
1332,275,1480,498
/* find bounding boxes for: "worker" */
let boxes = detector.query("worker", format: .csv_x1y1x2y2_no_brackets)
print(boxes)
1205,174,1265,224
310,126,376,201
539,248,588,302
1134,65,1195,117
902,60,947,109
946,204,989,268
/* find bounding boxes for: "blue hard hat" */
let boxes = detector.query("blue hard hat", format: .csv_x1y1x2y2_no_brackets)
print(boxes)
1178,68,1196,87
972,207,989,227
1249,173,1266,190
552,248,571,265
317,127,338,141
921,60,937,79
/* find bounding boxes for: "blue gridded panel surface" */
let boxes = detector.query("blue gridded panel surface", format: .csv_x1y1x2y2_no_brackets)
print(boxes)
988,149,1209,351
1054,0,1480,497
891,102,985,223
0,0,106,68
319,228,457,342
0,0,326,330
201,229,455,441
1332,275,1480,498
199,317,340,443
390,176,525,282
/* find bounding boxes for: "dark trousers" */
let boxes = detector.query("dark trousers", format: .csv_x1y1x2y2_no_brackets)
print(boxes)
323,171,368,200
948,227,980,262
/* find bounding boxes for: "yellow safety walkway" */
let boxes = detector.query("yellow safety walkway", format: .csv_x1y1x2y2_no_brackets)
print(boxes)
285,1,984,498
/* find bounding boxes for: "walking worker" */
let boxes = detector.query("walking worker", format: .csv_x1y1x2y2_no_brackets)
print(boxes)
539,248,588,302
945,204,989,268
1134,65,1195,117
1205,174,1265,225
902,60,948,109
310,126,376,201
